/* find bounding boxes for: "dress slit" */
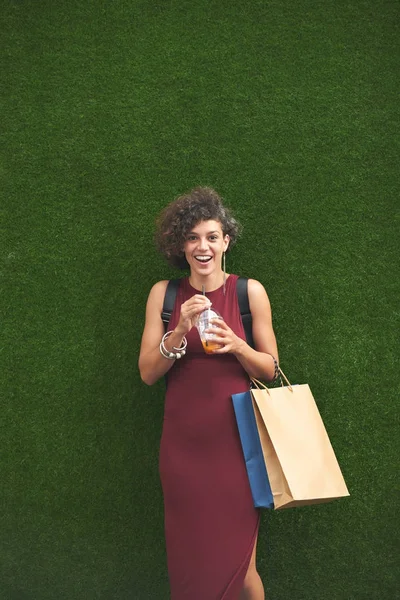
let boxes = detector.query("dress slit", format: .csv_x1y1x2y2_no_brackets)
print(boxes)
221,512,260,600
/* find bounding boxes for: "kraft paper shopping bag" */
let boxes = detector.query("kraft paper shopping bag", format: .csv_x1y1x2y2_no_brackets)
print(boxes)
251,373,349,509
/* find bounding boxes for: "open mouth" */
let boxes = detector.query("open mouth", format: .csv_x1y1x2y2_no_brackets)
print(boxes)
194,256,212,264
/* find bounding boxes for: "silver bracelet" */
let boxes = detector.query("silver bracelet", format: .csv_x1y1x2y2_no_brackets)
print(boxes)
159,331,187,360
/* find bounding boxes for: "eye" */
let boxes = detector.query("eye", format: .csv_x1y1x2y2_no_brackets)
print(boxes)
186,234,197,241
209,235,218,241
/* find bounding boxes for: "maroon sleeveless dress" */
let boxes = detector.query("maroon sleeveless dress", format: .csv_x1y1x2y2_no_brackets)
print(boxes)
159,275,260,600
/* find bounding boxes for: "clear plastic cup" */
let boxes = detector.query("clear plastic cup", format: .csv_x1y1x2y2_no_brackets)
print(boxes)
195,307,224,354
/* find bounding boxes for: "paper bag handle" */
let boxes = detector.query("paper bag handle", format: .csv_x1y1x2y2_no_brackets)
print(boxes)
251,367,293,392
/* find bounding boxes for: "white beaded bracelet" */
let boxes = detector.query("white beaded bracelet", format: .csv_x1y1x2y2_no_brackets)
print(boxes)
159,331,187,360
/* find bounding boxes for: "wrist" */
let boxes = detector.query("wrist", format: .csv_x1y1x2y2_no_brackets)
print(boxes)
164,330,187,352
173,324,187,340
268,354,280,382
233,336,247,356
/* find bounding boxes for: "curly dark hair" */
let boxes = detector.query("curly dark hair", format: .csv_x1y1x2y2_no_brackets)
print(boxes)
155,187,241,269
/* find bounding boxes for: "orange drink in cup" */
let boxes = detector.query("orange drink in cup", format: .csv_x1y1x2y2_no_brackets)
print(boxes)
201,339,223,354
196,307,224,354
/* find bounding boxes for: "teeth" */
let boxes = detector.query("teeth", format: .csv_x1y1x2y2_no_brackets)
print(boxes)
195,256,212,262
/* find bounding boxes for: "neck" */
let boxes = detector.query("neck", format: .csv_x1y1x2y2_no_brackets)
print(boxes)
189,270,228,292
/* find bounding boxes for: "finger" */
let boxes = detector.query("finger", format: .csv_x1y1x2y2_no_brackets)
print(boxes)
185,294,210,302
187,301,211,312
192,304,210,315
205,324,225,334
206,327,227,338
210,318,227,328
192,294,212,301
183,309,202,320
205,334,227,346
183,300,205,310
211,345,229,354
205,326,225,334
190,295,212,306
182,299,210,312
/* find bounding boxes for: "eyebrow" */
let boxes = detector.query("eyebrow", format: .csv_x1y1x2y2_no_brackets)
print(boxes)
188,230,220,235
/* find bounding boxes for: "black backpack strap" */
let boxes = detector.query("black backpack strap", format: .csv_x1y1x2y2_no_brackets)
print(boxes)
162,279,180,332
236,276,255,349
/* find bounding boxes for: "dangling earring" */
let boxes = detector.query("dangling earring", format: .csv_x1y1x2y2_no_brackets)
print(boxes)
223,251,226,296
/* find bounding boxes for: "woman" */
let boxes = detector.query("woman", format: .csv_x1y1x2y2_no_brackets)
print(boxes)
139,187,278,600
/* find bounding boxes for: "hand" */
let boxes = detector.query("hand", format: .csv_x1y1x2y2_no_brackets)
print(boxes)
175,294,211,336
205,319,245,354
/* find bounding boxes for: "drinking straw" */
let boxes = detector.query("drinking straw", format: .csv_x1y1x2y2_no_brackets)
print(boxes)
202,285,208,347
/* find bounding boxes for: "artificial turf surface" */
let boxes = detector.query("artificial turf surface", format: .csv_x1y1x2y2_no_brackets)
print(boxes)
1,0,398,598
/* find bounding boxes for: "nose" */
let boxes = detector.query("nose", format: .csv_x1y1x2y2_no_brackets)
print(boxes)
198,237,209,252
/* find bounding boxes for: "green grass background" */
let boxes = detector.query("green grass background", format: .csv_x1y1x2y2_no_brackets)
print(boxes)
1,0,398,598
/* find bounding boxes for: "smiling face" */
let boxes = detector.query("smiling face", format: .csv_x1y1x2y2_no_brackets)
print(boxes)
183,220,230,277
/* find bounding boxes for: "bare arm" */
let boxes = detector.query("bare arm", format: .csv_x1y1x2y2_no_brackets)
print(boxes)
210,279,279,381
138,281,211,386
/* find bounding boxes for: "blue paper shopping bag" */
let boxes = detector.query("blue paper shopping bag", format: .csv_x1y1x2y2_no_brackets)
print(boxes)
232,390,274,509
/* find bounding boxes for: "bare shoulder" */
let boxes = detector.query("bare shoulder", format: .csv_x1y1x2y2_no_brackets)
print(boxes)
147,280,170,311
149,279,169,297
247,279,271,304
